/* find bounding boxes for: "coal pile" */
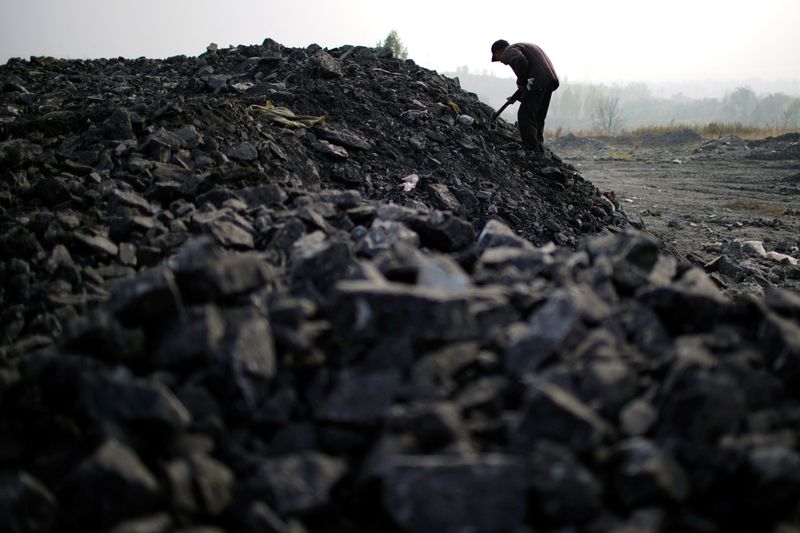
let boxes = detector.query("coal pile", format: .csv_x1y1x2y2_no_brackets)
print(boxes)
747,133,800,161
2,39,800,533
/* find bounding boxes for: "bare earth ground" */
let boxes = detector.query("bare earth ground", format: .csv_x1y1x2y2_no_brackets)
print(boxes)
550,133,800,293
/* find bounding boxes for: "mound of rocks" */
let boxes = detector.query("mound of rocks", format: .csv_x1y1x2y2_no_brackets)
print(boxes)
2,40,800,533
692,135,751,157
549,133,609,154
700,237,800,297
747,133,800,161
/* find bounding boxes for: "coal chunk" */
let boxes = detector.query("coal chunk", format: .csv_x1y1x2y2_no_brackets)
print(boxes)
334,280,477,343
0,471,57,533
107,267,183,325
380,454,527,533
525,441,603,526
243,452,346,515
165,453,233,516
315,370,400,426
607,437,690,508
80,373,192,433
512,379,615,454
57,439,161,530
174,252,271,304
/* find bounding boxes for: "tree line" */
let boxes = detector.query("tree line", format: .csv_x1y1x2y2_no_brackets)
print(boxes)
449,68,800,134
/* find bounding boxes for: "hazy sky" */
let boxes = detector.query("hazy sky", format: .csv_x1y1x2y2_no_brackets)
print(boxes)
1,0,799,85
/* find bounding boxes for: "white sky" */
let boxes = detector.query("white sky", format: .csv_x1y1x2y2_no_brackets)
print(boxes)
1,0,799,85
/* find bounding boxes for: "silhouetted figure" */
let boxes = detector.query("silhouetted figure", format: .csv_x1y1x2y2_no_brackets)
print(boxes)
491,39,559,152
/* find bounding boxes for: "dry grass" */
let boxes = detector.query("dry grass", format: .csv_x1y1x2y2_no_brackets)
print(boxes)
722,199,795,218
697,122,797,140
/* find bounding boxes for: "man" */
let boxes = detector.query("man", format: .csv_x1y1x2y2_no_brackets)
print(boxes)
491,39,559,152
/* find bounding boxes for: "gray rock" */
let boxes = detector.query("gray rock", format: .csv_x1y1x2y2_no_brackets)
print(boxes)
512,379,615,454
191,209,255,249
764,285,800,320
311,50,343,79
477,219,533,251
505,285,609,376
58,439,161,530
212,310,276,410
33,176,71,206
0,226,42,260
334,280,477,343
245,452,346,514
267,218,306,253
576,356,639,417
355,219,420,257
377,205,474,252
0,138,42,168
316,370,400,425
108,189,153,215
107,513,173,533
60,310,146,362
315,125,372,150
71,231,120,257
205,74,229,93
704,254,741,279
311,139,348,159
757,307,800,385
619,398,658,437
175,252,271,303
81,373,192,432
155,305,225,367
409,342,498,400
746,445,800,514
226,142,259,162
107,267,183,324
415,253,472,293
236,502,291,533
526,441,603,525
387,402,471,452
166,453,233,516
638,267,730,332
0,471,57,533
103,108,136,140
380,454,527,533
143,127,182,160
608,438,690,508
474,246,554,283
657,348,746,441
174,125,204,149
235,184,288,207
151,162,192,182
427,183,461,212
290,232,353,297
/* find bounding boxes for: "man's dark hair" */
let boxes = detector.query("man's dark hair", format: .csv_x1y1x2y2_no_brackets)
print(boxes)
491,39,510,53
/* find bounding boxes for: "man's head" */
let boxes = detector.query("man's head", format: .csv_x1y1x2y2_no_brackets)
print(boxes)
491,39,509,62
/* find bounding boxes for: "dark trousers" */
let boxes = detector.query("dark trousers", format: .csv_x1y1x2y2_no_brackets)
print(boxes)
518,88,553,151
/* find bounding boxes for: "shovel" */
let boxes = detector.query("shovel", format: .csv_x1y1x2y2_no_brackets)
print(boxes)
489,94,517,128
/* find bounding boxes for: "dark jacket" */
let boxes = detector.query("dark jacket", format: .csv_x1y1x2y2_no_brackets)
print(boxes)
500,43,559,93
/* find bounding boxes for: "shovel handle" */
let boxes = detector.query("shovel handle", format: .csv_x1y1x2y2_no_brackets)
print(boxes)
491,96,516,121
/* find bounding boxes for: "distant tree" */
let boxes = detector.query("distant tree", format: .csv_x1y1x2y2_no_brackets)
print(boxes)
785,99,800,128
723,87,758,123
377,30,408,60
593,95,624,134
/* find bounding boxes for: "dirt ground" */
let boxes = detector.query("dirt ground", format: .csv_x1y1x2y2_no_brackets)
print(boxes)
550,132,800,293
